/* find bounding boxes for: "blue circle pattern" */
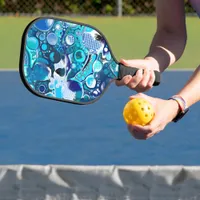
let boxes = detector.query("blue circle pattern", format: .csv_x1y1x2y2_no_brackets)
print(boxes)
23,18,119,103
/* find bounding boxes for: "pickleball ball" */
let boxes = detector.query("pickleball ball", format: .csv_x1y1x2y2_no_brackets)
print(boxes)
123,98,155,126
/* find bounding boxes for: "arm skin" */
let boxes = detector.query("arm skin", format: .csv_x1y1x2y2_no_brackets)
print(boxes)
176,66,200,108
150,0,200,107
115,0,187,92
145,0,187,72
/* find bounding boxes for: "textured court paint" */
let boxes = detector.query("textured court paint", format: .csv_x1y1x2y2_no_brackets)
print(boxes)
0,71,200,165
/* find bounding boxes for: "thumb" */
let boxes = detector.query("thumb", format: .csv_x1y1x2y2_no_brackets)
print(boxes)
120,59,146,68
132,113,160,134
148,113,160,128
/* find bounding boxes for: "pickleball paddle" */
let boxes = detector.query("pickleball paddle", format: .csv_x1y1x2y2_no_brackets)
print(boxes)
19,17,161,105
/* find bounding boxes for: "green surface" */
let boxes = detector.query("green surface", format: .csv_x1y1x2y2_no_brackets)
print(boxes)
0,16,199,69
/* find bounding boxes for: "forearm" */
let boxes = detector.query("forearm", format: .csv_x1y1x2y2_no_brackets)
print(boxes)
176,65,200,108
145,29,187,72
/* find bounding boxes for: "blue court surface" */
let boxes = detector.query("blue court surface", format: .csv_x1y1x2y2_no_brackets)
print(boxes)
0,70,199,165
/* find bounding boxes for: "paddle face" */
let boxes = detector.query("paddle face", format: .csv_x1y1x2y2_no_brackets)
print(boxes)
20,17,119,105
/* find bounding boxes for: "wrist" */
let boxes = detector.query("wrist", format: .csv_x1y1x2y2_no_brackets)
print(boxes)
168,95,189,122
167,99,181,120
169,95,188,111
144,56,160,72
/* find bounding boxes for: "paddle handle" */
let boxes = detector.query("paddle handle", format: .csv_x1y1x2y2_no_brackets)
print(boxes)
117,64,161,86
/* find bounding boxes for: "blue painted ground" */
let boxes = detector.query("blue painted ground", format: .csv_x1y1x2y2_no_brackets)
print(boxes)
0,71,199,165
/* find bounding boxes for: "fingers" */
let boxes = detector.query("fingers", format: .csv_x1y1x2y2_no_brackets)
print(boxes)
148,70,156,88
115,68,144,88
134,69,155,92
115,59,145,88
138,68,150,87
139,69,155,89
128,124,161,140
115,75,132,86
127,114,165,140
127,69,143,89
127,124,149,140
115,69,156,92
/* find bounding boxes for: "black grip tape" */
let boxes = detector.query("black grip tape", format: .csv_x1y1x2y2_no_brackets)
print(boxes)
117,64,160,86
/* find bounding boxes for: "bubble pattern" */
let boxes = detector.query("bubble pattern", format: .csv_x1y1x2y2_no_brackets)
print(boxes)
22,18,119,104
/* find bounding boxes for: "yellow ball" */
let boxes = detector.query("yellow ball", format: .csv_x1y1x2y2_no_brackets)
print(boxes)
123,98,155,126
